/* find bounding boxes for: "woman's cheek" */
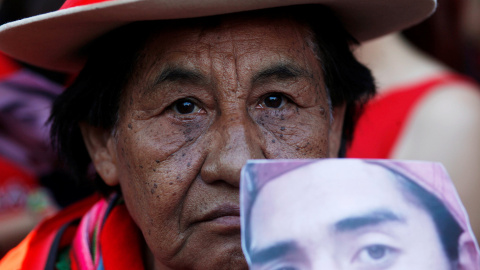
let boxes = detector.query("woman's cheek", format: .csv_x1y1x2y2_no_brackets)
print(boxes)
254,106,330,158
123,114,210,162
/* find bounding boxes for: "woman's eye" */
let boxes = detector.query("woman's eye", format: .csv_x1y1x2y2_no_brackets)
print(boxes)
172,98,201,115
262,93,287,109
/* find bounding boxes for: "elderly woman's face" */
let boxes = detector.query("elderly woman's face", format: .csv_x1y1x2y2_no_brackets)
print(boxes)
94,15,344,269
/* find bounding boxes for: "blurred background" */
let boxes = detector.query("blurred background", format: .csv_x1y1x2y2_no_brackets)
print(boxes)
0,0,94,257
404,0,480,82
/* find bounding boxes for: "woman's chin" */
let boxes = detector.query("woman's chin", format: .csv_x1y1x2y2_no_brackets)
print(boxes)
150,234,247,270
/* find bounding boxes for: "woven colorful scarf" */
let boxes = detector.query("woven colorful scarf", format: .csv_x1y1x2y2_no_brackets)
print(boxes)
69,195,111,270
0,193,144,270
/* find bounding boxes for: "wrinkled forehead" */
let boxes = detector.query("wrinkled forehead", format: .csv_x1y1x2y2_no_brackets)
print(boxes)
152,9,309,40
122,12,322,95
138,12,313,62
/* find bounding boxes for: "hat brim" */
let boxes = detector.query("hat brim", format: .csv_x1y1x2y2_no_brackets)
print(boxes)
0,0,436,73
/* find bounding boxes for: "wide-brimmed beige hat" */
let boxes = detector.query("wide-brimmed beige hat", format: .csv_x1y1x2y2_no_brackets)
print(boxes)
0,0,436,73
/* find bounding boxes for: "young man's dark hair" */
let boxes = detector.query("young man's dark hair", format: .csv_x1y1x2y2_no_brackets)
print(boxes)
394,172,463,261
50,5,375,191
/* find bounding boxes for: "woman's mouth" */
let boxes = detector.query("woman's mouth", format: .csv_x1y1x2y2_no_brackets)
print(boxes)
195,204,241,233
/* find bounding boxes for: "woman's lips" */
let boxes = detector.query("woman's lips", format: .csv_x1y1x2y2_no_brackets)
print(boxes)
195,204,241,232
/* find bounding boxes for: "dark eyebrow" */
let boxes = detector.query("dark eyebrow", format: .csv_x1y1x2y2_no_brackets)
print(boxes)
153,67,206,86
334,209,405,233
250,241,300,264
252,63,307,85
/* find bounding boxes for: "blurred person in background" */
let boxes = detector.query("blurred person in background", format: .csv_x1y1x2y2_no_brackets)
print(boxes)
0,0,93,257
0,47,60,258
347,0,480,242
0,52,63,177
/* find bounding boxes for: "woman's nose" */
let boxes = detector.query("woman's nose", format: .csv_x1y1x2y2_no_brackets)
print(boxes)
200,113,265,187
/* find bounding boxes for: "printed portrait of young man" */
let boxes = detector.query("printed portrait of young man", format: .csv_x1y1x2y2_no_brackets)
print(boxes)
241,159,480,270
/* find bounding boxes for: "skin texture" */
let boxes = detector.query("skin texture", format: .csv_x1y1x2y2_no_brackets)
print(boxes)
248,160,458,270
81,15,345,270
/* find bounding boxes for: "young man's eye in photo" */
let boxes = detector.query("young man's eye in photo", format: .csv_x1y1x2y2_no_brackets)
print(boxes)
353,244,400,268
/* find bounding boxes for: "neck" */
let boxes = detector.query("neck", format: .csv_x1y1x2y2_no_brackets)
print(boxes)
354,33,449,92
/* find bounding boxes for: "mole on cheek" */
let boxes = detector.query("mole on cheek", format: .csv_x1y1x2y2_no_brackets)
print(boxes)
256,117,265,127
320,107,326,117
182,123,198,142
150,182,158,194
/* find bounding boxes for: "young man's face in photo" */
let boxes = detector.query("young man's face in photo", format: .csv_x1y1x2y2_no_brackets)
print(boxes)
248,160,455,270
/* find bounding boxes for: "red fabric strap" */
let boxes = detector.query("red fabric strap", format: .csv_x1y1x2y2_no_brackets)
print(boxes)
347,73,476,158
61,0,114,9
100,204,144,269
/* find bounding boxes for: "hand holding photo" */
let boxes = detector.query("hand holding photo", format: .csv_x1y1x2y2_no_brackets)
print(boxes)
241,159,480,269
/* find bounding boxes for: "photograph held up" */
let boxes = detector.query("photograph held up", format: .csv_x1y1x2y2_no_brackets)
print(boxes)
241,159,480,270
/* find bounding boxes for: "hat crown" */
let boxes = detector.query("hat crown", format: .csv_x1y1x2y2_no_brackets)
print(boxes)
0,0,437,72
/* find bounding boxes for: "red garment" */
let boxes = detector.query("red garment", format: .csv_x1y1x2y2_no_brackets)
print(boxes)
0,194,144,269
346,73,477,158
